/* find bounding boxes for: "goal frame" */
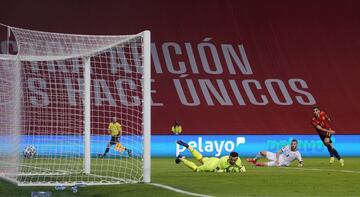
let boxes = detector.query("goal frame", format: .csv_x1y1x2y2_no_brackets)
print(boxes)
0,27,151,186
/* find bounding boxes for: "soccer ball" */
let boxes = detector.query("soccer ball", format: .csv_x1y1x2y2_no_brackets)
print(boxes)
23,145,36,159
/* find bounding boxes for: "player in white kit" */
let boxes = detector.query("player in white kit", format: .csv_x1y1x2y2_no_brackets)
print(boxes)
246,139,304,167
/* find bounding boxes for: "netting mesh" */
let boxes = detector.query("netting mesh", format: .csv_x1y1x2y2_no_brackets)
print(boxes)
0,27,148,186
0,59,21,183
12,27,130,58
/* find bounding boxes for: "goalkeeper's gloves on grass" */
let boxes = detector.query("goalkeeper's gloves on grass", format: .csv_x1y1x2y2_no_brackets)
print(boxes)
239,166,246,172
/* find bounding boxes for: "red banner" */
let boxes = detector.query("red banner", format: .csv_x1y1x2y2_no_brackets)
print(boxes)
1,0,360,134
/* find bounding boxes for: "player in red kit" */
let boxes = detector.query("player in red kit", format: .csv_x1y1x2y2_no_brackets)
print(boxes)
312,106,344,166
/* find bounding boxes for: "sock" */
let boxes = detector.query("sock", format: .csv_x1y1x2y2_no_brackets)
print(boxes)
103,148,110,156
180,157,198,171
188,147,203,161
254,152,262,160
332,148,341,160
256,163,265,167
325,145,334,157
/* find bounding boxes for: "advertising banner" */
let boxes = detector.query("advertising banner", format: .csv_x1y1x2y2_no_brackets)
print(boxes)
153,135,360,157
3,135,358,157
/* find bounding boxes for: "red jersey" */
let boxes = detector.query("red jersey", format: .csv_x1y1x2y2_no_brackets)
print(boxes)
311,111,331,136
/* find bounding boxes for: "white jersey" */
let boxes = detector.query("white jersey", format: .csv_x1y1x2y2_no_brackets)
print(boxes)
279,145,303,166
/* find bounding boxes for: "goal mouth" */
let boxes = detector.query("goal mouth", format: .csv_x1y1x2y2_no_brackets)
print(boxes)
0,25,151,186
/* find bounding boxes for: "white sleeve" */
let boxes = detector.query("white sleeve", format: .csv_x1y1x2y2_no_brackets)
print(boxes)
297,152,303,162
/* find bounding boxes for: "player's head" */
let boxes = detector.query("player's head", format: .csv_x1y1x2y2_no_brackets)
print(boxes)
312,106,321,117
228,151,239,165
112,117,117,122
175,120,180,125
290,139,298,151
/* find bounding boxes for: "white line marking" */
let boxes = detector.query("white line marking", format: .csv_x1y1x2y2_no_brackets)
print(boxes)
150,183,214,197
281,167,360,174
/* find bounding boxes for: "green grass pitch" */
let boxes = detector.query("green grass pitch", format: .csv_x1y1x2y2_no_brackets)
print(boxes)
1,157,359,197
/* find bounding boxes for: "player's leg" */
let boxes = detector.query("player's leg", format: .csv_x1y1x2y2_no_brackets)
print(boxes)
328,141,344,166
254,151,278,166
196,158,219,172
189,147,204,163
324,136,344,166
322,135,335,163
111,135,132,156
124,148,132,157
256,158,287,167
320,135,343,165
246,151,267,164
100,136,115,158
256,161,276,167
324,141,335,163
99,143,111,158
114,142,133,157
175,155,198,171
265,151,277,161
177,140,204,163
121,138,132,157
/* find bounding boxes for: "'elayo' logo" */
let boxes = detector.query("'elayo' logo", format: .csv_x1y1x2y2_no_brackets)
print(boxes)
176,136,245,156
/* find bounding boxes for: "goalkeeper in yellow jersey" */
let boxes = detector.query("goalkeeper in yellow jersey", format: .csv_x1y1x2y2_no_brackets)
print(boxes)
99,117,132,158
175,140,246,173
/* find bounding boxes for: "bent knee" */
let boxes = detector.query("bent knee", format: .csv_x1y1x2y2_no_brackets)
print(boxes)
199,158,204,164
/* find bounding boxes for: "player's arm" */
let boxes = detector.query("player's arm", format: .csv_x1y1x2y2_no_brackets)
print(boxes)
215,167,244,173
215,168,225,173
315,125,335,134
325,114,331,121
235,158,246,172
298,160,304,167
117,123,122,136
108,124,112,134
275,149,283,166
297,153,304,167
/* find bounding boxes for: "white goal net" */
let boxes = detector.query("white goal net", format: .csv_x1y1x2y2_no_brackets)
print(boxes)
0,26,151,186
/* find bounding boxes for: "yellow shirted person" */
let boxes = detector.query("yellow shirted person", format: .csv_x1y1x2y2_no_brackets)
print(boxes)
171,120,182,135
99,117,132,158
175,140,246,173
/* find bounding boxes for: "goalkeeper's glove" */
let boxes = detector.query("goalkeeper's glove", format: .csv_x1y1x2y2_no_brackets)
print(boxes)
239,166,246,172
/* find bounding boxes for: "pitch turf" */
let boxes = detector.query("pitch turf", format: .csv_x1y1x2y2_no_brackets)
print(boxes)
1,157,359,197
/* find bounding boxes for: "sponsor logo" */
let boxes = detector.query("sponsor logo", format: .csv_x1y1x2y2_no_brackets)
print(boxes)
176,136,245,156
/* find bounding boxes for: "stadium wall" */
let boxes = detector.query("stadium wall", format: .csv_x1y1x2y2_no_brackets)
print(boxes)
1,0,360,135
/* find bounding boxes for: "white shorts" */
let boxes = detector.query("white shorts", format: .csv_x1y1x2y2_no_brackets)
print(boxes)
266,152,276,161
265,152,286,167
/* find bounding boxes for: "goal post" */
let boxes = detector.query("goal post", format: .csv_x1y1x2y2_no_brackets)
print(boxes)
0,25,151,186
83,56,91,175
142,30,151,183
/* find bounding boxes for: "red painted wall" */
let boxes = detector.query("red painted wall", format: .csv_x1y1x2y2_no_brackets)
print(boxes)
1,0,360,134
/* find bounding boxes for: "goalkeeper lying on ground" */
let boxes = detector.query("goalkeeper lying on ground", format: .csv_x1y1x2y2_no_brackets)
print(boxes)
175,140,246,173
